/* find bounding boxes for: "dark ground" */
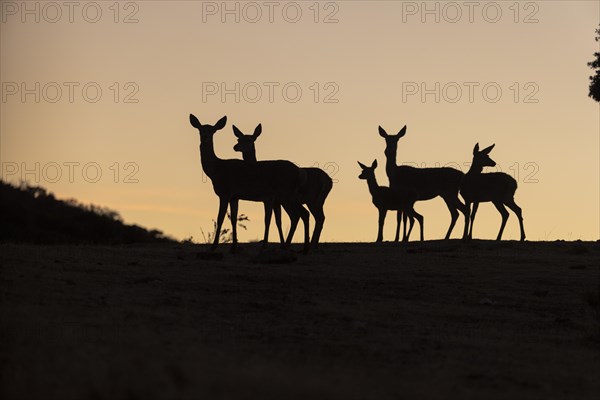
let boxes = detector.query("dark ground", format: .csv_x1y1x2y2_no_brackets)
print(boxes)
1,240,598,399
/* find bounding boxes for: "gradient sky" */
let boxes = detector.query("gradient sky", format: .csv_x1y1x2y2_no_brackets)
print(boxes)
1,0,599,242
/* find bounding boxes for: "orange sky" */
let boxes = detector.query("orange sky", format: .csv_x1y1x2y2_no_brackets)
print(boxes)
1,1,599,242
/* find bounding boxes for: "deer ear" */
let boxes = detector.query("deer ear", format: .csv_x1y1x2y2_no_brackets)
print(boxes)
482,144,495,154
397,125,407,137
214,116,227,130
357,161,368,170
253,124,262,138
372,159,378,169
473,143,480,155
232,125,243,138
189,114,201,129
378,126,388,138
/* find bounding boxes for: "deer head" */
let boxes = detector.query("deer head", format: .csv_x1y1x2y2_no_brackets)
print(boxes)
472,143,496,168
189,114,227,142
232,124,262,153
378,125,407,158
358,159,378,180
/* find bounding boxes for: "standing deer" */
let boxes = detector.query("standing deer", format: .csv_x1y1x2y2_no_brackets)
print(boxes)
189,114,310,253
358,159,422,242
232,124,333,249
379,125,468,240
461,143,525,241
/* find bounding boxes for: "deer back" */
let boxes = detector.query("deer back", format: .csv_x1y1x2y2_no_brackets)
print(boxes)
209,158,306,202
461,172,517,203
391,166,463,200
299,168,333,206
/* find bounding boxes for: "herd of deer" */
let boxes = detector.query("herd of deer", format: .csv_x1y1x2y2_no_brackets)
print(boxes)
189,114,526,253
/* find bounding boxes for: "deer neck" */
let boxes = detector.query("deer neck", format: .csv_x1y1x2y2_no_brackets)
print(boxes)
199,138,220,178
384,146,398,176
366,175,380,197
467,161,484,176
242,149,257,163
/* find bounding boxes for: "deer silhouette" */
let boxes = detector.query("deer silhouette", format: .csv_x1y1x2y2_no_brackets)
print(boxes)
461,143,525,241
233,124,333,249
189,114,310,253
358,159,422,242
379,125,468,240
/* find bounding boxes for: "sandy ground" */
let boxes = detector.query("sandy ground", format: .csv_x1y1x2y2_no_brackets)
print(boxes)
1,240,598,400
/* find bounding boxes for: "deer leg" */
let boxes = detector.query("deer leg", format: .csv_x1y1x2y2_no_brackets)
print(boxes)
211,197,229,251
299,205,310,253
403,209,412,242
462,201,471,240
286,205,304,244
413,209,424,241
377,208,387,242
309,203,325,250
443,196,460,240
284,204,300,249
468,202,478,239
274,203,286,247
311,183,332,249
493,201,509,240
506,199,525,241
458,199,469,239
262,201,273,249
285,202,309,252
282,202,309,253
394,211,402,242
229,199,239,253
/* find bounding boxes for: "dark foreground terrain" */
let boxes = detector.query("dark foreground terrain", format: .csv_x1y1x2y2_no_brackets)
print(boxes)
1,241,598,400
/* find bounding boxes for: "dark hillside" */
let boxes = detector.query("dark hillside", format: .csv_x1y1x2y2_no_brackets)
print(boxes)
0,180,174,244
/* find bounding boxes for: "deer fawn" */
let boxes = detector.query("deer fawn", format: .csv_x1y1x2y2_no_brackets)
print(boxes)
189,114,310,253
233,124,333,249
358,160,422,243
461,143,525,241
379,125,468,240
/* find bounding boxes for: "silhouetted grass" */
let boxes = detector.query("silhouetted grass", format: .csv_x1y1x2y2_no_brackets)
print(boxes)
200,213,250,244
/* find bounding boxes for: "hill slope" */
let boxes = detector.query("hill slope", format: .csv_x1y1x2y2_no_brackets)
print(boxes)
0,180,173,244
